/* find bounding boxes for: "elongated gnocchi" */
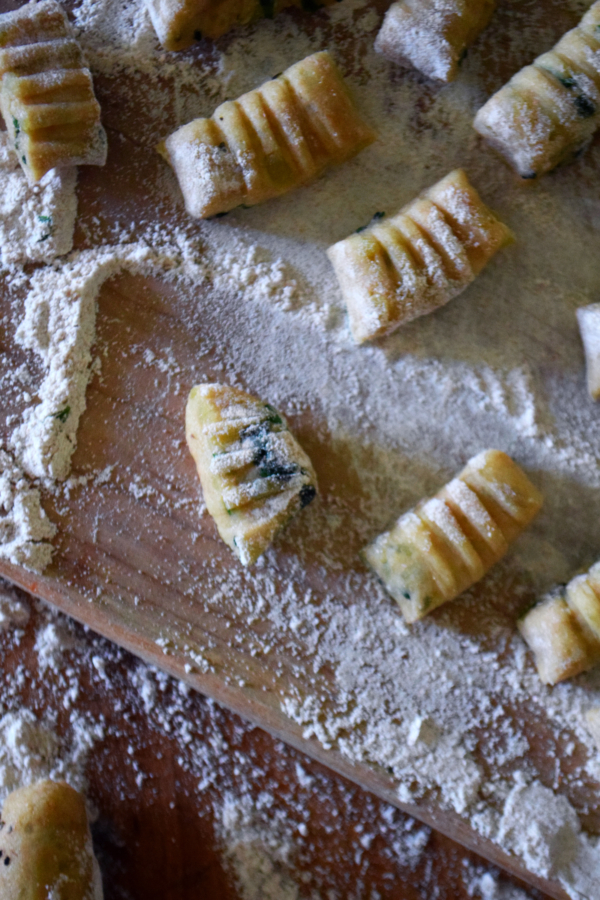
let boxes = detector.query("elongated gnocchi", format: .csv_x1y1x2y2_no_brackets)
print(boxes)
145,0,338,53
0,780,103,900
0,0,106,183
158,51,375,219
474,1,600,177
363,450,542,623
327,169,513,343
375,0,495,83
185,383,318,565
577,303,600,400
519,560,600,684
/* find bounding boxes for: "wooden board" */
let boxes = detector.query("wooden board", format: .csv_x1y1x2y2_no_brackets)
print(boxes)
2,0,600,896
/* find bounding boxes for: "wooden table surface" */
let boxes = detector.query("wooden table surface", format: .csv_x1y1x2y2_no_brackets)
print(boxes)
0,580,545,900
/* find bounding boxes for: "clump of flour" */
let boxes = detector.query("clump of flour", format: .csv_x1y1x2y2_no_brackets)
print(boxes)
0,133,77,268
0,448,56,571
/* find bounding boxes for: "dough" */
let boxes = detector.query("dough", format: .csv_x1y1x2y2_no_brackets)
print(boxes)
0,0,106,183
158,51,375,218
0,779,103,900
363,449,542,622
519,560,600,684
375,0,495,83
327,169,513,343
473,0,600,177
185,382,318,565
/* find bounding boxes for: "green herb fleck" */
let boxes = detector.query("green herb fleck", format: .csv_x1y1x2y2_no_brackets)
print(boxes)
264,403,282,425
575,93,596,117
53,406,71,423
38,214,52,223
12,117,19,137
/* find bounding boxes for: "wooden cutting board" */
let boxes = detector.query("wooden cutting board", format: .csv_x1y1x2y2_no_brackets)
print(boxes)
1,0,599,896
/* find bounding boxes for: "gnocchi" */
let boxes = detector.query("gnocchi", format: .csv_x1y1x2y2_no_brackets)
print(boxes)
158,51,375,219
363,450,542,623
185,383,318,565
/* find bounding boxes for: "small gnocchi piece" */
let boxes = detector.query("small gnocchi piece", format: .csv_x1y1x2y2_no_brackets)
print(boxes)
145,0,337,53
327,169,513,343
375,0,495,83
0,780,103,900
158,51,375,218
577,303,600,400
473,0,600,177
363,450,542,623
519,560,600,684
185,383,318,565
0,0,106,183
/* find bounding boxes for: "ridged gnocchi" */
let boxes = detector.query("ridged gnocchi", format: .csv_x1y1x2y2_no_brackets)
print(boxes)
375,0,495,83
519,560,600,684
0,0,106,183
327,169,513,344
145,0,338,53
185,383,318,565
158,51,375,219
474,0,600,177
363,450,543,623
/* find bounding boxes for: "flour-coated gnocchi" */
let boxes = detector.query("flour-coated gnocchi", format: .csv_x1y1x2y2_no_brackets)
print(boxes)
0,780,103,900
185,383,318,565
375,0,495,83
0,0,106,183
363,450,542,623
327,169,513,343
158,52,375,219
474,0,600,177
519,560,600,684
145,0,338,53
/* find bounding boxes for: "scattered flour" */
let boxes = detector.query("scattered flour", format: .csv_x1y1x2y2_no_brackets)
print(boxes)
0,132,77,268
12,244,162,481
0,580,29,631
0,448,56,571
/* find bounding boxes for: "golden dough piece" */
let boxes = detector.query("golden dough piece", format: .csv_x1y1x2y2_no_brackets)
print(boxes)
0,780,103,900
159,51,375,218
519,560,600,684
186,383,318,565
473,0,600,177
375,0,495,83
577,303,600,400
145,0,338,53
0,0,106,183
363,450,542,623
327,169,513,343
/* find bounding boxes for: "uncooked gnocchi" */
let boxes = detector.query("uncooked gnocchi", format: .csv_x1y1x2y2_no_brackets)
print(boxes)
0,779,103,900
158,51,375,218
0,0,106,183
474,0,600,177
185,383,318,565
363,450,542,623
327,169,513,343
145,0,338,53
375,0,495,83
519,560,600,684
